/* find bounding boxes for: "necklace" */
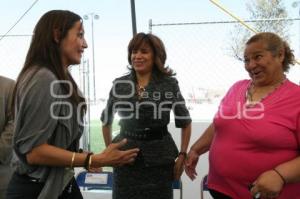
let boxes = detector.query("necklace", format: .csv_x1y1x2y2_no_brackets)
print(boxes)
246,76,286,107
136,84,145,100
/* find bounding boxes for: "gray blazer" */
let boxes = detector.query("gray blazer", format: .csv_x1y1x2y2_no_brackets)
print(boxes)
13,67,83,199
0,75,15,198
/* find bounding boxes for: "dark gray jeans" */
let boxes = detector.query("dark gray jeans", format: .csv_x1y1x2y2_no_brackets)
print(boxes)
0,164,13,199
6,172,83,199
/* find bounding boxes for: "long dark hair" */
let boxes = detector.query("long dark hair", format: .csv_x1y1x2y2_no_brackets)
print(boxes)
12,10,86,115
127,32,175,77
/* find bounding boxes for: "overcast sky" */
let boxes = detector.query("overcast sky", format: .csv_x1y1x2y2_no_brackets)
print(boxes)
1,0,300,101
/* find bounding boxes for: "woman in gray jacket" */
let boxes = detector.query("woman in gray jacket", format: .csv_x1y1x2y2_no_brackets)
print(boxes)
6,10,139,199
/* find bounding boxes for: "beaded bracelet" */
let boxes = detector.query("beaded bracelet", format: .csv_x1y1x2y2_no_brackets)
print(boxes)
273,168,286,185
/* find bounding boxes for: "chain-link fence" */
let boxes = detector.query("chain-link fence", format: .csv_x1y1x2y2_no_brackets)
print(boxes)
2,17,300,149
149,18,300,121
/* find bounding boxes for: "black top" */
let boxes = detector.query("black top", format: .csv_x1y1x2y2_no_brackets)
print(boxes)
101,71,191,166
101,72,191,128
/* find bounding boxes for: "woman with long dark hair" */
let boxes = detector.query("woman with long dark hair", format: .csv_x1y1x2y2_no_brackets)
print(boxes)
6,10,138,199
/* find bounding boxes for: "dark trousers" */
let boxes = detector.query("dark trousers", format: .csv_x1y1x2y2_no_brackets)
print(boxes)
209,189,232,199
6,172,83,199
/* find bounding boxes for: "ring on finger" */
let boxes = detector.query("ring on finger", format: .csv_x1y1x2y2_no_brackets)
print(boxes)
254,192,261,199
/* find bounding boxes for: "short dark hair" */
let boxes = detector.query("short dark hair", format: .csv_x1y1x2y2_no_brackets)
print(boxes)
127,32,175,76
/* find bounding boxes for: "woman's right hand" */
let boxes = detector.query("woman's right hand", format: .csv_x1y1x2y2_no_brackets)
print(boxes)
92,139,139,167
185,149,200,180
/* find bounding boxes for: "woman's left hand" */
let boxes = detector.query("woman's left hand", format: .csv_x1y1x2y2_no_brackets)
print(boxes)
173,155,186,180
250,170,285,199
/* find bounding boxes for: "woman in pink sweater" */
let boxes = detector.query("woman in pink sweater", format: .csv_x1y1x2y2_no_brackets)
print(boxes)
185,32,300,199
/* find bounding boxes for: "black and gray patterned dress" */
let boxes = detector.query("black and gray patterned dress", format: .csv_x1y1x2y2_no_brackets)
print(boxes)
101,71,191,199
